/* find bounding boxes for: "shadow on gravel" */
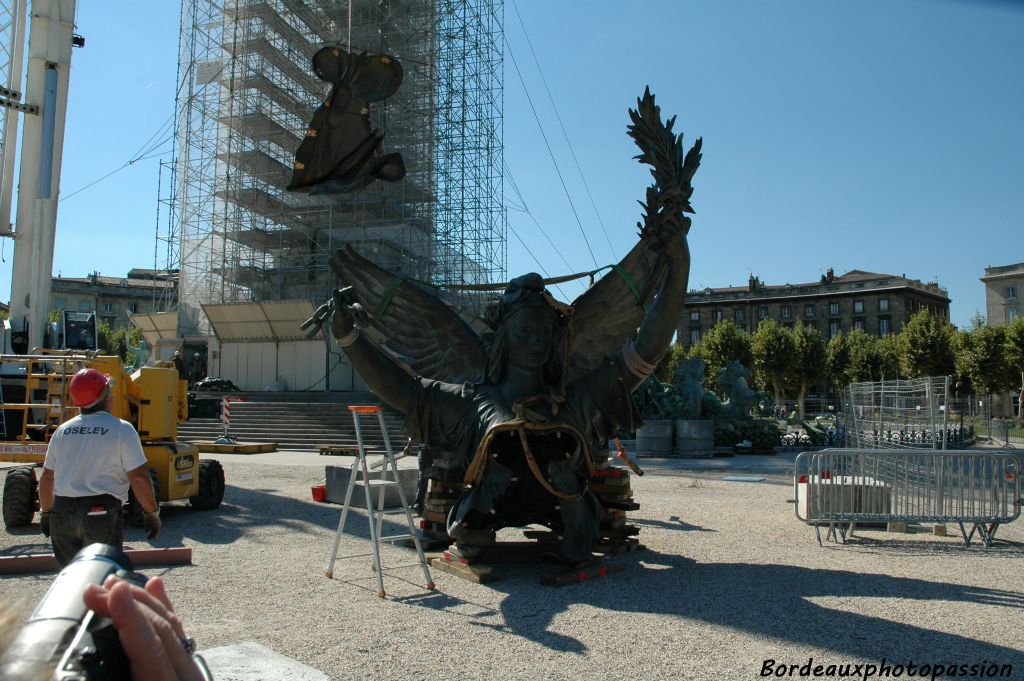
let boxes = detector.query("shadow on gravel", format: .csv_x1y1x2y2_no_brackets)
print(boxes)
136,484,387,547
821,534,1024,558
411,549,1024,661
630,515,715,533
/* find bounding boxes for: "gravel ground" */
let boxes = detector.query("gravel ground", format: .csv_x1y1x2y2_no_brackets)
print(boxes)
2,457,1023,681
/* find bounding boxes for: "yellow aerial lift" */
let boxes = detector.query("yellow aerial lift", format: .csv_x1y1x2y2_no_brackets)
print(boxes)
0,350,224,527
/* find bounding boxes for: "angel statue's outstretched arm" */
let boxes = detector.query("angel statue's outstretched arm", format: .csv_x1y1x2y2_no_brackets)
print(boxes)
328,287,418,411
566,89,699,389
628,212,690,392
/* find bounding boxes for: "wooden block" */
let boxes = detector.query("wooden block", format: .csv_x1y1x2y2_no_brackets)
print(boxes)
0,547,193,575
589,475,631,488
421,510,447,523
452,530,496,545
540,561,625,587
933,523,948,537
887,522,909,533
599,525,640,540
602,500,640,511
318,445,360,456
429,556,499,583
590,467,628,479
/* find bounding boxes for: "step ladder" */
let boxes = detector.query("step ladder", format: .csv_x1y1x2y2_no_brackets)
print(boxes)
324,405,435,598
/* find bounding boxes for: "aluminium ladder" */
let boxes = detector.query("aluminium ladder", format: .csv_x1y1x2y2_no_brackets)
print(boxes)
324,405,434,598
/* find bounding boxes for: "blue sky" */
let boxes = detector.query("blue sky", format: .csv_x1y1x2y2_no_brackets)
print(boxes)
2,0,1022,330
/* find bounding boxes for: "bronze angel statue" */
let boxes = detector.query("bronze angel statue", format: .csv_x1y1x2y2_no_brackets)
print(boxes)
323,89,701,566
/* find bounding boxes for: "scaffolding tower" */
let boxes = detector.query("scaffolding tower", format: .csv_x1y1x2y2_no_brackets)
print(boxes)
162,0,505,336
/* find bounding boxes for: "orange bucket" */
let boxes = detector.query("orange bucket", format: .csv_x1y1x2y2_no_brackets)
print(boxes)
311,484,327,502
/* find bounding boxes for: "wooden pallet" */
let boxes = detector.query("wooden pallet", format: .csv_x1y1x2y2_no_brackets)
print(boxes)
318,445,361,456
193,441,277,454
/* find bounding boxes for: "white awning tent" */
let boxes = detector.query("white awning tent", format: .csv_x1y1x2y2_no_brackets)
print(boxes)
199,301,353,392
128,311,178,348
201,300,324,343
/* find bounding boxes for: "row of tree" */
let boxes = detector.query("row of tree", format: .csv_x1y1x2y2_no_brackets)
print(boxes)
658,311,1024,419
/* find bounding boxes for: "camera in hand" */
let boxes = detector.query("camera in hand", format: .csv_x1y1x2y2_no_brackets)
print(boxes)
0,543,208,681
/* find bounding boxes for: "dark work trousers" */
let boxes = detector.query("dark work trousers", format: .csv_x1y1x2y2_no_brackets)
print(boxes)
51,494,124,567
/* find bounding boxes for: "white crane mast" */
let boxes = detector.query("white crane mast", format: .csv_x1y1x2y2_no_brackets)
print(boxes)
2,0,76,353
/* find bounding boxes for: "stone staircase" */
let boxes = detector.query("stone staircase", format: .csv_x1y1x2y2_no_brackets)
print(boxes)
176,392,408,452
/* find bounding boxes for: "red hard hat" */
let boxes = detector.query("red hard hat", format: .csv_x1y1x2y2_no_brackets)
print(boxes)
69,368,110,408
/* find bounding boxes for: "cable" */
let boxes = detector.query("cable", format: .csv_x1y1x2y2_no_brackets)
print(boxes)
510,0,616,260
59,127,174,203
498,9,599,269
504,160,573,273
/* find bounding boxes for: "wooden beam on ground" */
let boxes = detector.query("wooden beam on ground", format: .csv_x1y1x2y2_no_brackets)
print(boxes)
0,547,193,575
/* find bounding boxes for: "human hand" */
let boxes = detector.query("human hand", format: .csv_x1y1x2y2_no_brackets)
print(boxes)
40,511,51,538
82,575,206,681
144,510,162,540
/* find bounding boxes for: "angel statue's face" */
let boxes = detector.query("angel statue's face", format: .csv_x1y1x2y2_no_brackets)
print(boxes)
504,306,557,372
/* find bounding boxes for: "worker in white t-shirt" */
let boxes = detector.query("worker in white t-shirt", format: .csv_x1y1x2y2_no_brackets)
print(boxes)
38,368,162,567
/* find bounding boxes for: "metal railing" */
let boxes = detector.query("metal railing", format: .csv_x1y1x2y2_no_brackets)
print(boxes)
794,448,1022,547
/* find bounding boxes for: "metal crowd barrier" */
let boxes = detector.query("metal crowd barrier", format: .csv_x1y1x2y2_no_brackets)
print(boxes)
794,448,1022,547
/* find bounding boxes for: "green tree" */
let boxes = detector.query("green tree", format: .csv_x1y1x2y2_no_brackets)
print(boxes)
900,309,955,378
96,321,131,361
750,319,794,407
825,331,852,394
954,318,1013,398
877,332,903,380
845,329,885,383
1005,317,1024,419
691,320,752,394
792,323,826,417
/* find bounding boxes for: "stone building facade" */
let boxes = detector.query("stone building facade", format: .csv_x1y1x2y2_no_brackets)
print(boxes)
50,269,177,331
678,268,951,349
981,262,1023,327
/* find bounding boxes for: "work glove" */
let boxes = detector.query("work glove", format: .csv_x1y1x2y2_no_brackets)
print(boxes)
143,510,161,541
40,511,52,538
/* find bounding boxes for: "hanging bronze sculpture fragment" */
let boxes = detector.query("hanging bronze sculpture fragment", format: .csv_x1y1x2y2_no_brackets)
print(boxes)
287,44,405,194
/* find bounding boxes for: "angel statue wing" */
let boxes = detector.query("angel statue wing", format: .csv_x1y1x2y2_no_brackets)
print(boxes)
329,246,486,383
569,87,702,380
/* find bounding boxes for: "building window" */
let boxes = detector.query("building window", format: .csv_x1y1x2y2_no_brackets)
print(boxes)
854,319,865,331
78,300,91,311
689,310,699,322
54,297,66,310
100,316,116,328
829,321,840,339
804,304,815,318
783,322,794,330
879,298,889,312
1008,309,1019,325
1007,286,1017,300
853,300,864,314
103,302,114,313
128,303,138,313
758,306,767,320
734,308,745,322
879,318,891,337
781,305,792,319
829,302,839,316
713,310,722,322
690,329,700,345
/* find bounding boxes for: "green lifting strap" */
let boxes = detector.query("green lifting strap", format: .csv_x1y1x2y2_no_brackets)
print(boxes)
376,276,405,319
611,264,645,308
